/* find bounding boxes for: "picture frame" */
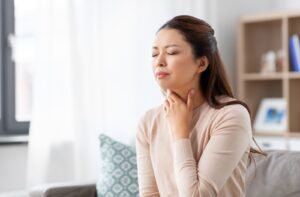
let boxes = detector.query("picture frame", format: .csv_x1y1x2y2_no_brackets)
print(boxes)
254,98,287,133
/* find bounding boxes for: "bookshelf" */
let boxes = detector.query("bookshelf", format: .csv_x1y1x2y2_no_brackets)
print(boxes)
237,11,300,150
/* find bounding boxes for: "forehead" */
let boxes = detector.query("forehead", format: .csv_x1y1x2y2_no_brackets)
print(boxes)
153,28,187,48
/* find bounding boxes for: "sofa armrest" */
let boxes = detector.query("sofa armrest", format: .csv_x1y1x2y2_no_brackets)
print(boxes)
29,182,96,197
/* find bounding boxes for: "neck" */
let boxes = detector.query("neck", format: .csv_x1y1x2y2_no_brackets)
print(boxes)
171,88,205,109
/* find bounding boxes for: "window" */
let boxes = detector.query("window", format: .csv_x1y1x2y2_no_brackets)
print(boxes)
0,0,35,142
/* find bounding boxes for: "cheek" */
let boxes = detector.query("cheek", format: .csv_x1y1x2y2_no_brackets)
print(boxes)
171,57,197,75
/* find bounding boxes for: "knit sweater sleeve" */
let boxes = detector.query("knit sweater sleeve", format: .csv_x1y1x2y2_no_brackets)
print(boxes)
172,104,252,196
136,114,160,197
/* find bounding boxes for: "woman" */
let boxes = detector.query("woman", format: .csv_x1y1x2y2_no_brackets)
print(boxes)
136,15,261,197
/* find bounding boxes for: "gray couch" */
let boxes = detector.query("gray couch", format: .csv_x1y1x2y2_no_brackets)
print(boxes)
246,150,300,197
29,150,300,197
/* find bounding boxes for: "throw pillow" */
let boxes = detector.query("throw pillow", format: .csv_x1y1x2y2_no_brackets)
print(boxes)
97,134,139,197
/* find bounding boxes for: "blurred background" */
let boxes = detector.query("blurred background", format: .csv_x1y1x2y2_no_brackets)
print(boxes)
0,0,300,195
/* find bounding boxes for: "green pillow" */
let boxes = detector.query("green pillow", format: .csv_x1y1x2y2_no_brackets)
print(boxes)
97,134,139,197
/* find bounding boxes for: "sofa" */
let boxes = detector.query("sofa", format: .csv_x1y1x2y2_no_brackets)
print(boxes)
29,150,300,197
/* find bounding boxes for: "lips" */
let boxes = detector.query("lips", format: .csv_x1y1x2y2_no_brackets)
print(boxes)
155,71,170,79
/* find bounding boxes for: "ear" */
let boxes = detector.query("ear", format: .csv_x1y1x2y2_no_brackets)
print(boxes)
196,56,209,73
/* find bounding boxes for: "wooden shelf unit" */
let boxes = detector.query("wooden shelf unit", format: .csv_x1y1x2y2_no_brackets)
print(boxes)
237,11,300,138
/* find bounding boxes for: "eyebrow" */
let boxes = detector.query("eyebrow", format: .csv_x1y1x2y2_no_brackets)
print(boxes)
152,44,181,49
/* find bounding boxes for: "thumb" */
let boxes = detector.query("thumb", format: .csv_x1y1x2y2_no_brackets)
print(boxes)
166,89,171,97
187,89,195,110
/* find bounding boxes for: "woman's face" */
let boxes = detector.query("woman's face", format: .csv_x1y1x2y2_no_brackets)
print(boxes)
152,28,202,92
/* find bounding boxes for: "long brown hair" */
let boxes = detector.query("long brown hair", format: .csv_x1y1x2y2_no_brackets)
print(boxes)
158,15,265,160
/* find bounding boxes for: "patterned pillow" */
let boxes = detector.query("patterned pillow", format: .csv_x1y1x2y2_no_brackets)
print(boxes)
97,134,139,197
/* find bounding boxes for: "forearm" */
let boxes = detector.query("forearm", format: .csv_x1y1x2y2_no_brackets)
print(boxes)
137,156,160,197
172,139,198,196
136,126,160,197
172,139,216,197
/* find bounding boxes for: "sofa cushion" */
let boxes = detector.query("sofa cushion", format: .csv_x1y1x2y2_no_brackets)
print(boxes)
29,182,96,197
246,150,300,197
97,134,139,197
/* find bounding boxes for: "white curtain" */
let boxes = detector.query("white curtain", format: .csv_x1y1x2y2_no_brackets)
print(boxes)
27,0,205,188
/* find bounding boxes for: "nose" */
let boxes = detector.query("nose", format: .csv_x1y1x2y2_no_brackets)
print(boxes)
154,53,166,67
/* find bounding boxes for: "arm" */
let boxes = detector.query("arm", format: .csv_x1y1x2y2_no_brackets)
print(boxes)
136,116,160,197
172,105,252,196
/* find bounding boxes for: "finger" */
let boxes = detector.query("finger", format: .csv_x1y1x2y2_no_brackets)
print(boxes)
167,94,176,104
164,99,170,111
166,97,175,111
168,90,183,104
166,89,176,104
168,94,177,104
166,89,171,96
187,89,195,110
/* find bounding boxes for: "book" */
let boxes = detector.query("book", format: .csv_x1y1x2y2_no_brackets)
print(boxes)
289,34,300,72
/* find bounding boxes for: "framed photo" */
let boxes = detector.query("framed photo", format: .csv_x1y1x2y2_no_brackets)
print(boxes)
254,98,287,133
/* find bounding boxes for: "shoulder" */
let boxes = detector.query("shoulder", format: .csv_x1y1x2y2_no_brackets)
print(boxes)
215,96,249,116
205,96,249,117
136,104,164,144
221,102,250,118
210,96,251,132
136,104,163,133
138,104,164,125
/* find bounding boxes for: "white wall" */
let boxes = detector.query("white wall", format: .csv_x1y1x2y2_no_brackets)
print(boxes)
0,0,206,192
0,144,27,192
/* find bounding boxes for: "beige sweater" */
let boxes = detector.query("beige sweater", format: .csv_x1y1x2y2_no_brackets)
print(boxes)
136,98,252,197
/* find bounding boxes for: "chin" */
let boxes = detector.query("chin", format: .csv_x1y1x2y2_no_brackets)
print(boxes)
156,79,182,90
157,83,170,91
157,84,176,93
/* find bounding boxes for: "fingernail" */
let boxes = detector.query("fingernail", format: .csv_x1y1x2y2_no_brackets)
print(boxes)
167,89,171,96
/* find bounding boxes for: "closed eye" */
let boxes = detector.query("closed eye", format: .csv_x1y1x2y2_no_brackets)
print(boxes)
152,52,178,57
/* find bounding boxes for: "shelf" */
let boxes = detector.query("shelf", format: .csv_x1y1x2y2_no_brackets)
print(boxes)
288,132,300,138
238,11,300,139
241,12,284,24
242,72,300,80
288,16,300,37
289,80,300,132
243,19,282,73
241,10,300,24
243,80,283,123
243,73,284,80
288,16,300,72
288,72,300,79
253,131,287,137
288,11,300,18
